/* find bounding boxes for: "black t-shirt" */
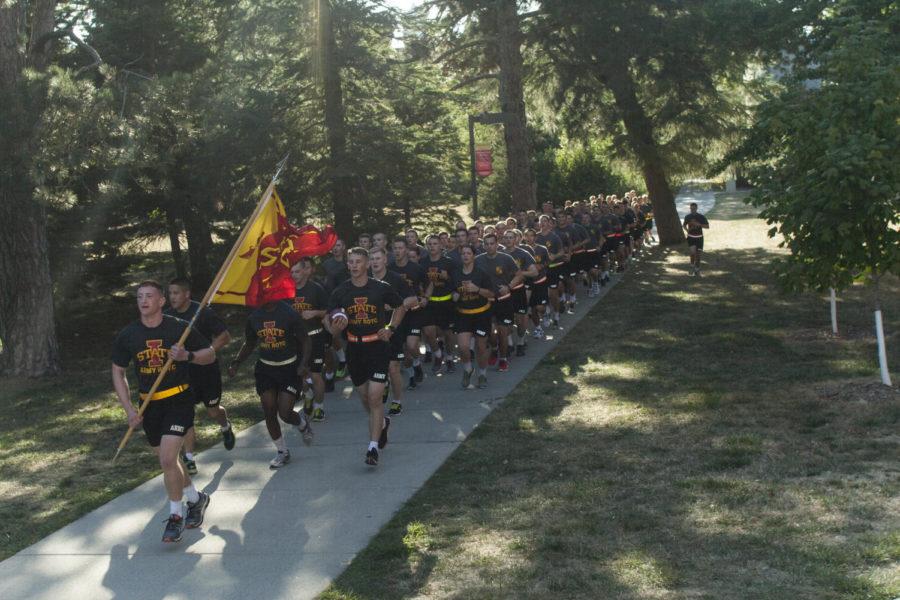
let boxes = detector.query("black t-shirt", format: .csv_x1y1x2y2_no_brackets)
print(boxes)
623,208,637,228
474,251,519,291
112,315,211,395
599,214,619,236
581,222,600,249
388,260,427,296
291,280,330,330
684,213,709,236
507,246,536,275
372,269,411,322
321,256,350,293
451,265,493,311
535,231,564,262
329,277,403,337
420,254,456,298
445,248,463,268
164,301,227,342
529,244,550,275
245,301,305,362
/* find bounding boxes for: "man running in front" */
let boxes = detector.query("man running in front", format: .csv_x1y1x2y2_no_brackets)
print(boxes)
112,280,214,543
328,247,419,466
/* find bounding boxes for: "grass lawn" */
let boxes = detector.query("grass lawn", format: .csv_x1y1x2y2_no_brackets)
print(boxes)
320,192,900,599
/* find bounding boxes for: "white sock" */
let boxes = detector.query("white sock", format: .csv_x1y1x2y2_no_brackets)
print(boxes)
183,484,199,504
517,334,525,345
571,294,577,302
274,436,286,452
336,349,346,362
170,500,183,517
413,359,421,367
305,377,313,385
220,421,231,432
325,371,334,380
462,361,472,373
479,368,487,376
184,452,194,461
313,402,324,409
433,349,442,359
368,441,378,451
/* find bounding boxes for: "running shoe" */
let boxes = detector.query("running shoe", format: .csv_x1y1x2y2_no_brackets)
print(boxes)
389,401,403,415
477,374,488,389
414,364,425,382
222,424,236,451
183,455,197,475
297,416,314,446
162,513,185,543
365,448,379,466
312,407,325,422
324,377,335,392
269,450,291,469
515,345,525,357
461,369,473,389
335,362,347,379
432,355,443,375
532,326,544,339
498,359,509,372
407,376,417,390
185,492,210,529
379,416,391,449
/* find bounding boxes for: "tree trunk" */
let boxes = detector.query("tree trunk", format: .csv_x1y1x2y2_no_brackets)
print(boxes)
0,1,62,377
181,200,215,293
165,206,187,279
601,60,684,245
495,0,535,212
319,0,354,241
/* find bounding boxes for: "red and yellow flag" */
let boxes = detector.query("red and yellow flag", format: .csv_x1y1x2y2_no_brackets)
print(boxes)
213,189,336,307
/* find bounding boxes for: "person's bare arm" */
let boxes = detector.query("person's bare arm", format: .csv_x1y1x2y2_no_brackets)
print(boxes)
112,364,141,428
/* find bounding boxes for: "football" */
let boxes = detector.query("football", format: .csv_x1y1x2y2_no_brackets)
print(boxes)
329,309,348,325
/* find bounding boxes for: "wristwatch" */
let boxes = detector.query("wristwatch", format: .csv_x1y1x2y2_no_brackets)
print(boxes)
386,324,396,332
187,351,194,362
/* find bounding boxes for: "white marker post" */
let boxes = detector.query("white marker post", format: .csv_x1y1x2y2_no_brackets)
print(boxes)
830,288,838,335
874,309,892,386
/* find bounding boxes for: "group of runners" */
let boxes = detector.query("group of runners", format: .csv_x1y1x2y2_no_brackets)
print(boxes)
111,191,711,543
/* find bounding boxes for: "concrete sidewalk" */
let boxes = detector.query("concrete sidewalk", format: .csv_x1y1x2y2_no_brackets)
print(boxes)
0,275,624,600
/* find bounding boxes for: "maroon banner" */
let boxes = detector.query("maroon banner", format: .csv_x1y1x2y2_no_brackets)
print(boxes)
475,146,493,177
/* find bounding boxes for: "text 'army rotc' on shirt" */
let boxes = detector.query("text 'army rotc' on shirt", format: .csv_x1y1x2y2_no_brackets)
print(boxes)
292,279,330,331
246,301,305,362
474,251,519,292
112,315,211,396
329,277,404,336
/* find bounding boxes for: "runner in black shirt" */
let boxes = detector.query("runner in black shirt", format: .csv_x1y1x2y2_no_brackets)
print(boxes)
579,213,603,298
475,233,522,373
523,228,551,338
370,246,416,416
112,280,215,542
389,237,428,389
328,247,419,467
420,234,458,375
502,229,539,357
683,202,710,276
451,245,494,389
320,239,349,386
165,278,235,475
228,300,313,469
536,215,566,328
290,258,330,422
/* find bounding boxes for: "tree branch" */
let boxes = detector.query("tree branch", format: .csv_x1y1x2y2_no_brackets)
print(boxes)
449,73,499,91
433,38,490,63
66,29,102,75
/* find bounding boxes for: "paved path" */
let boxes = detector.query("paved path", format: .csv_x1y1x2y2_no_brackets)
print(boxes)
0,278,622,600
673,188,716,220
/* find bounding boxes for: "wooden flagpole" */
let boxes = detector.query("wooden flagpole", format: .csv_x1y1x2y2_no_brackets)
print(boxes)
113,156,289,461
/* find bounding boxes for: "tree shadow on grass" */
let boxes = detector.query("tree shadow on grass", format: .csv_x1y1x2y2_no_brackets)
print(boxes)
324,244,899,599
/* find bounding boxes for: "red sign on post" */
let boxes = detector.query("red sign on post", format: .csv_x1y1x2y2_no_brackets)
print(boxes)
475,146,493,177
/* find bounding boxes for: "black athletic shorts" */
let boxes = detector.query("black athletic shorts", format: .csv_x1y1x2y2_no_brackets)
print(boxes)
585,249,600,270
548,264,566,289
306,330,328,373
405,307,425,337
631,228,642,240
687,235,704,250
254,360,301,397
143,395,195,447
573,252,590,273
644,219,654,231
422,299,453,330
491,298,515,327
347,340,390,387
454,310,491,338
511,286,528,315
189,362,223,407
529,280,549,307
388,326,406,361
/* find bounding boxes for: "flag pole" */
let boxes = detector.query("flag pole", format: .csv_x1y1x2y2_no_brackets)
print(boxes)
113,155,289,461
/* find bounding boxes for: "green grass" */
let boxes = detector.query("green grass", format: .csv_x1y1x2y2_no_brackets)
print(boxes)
319,192,900,599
